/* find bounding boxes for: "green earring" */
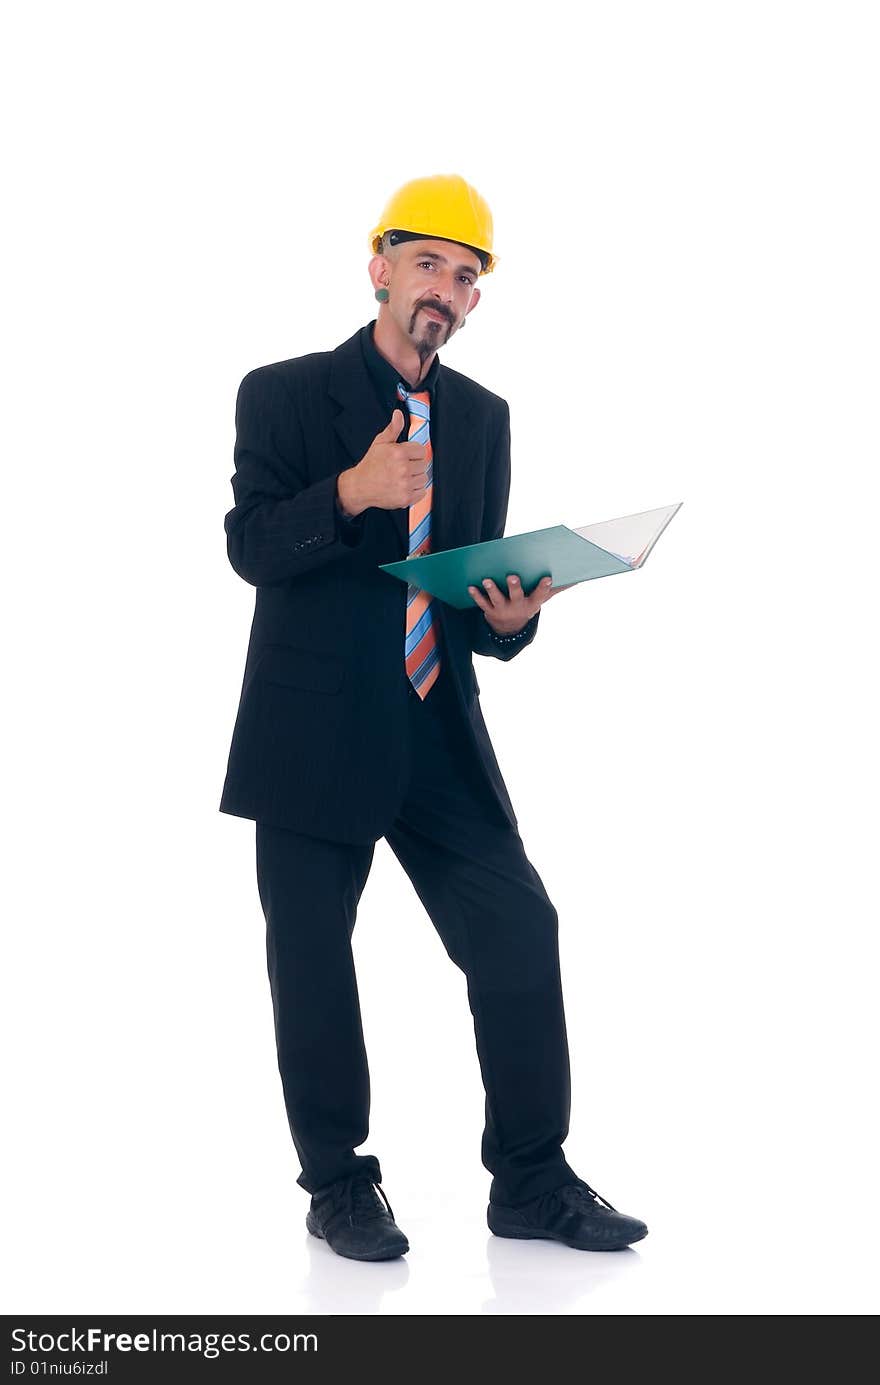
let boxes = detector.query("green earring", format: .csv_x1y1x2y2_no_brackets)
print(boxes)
375,287,389,303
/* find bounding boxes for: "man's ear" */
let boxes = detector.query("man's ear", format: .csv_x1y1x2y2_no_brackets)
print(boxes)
368,253,392,292
466,285,481,316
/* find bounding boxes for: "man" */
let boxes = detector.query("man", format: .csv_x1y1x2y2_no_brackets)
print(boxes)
220,173,648,1261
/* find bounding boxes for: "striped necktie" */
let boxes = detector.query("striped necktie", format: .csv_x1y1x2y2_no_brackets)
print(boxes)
397,381,441,700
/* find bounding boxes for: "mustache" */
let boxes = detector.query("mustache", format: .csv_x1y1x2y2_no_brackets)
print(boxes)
416,301,453,324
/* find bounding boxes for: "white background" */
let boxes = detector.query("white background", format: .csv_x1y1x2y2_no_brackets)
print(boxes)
3,0,878,1316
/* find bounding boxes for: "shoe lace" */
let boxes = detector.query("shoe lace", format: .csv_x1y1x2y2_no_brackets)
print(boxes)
533,1178,618,1222
333,1175,396,1225
562,1179,618,1213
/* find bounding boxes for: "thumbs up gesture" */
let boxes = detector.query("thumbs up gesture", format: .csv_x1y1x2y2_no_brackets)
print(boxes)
337,410,430,517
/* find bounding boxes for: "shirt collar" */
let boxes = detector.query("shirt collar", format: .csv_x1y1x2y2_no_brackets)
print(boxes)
360,319,441,410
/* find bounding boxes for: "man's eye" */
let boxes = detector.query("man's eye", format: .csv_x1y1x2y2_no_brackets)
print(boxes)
418,260,473,285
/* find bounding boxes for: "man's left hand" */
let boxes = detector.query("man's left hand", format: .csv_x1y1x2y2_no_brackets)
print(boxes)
467,573,568,636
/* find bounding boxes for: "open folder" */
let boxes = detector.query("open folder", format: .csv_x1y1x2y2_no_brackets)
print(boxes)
379,502,683,609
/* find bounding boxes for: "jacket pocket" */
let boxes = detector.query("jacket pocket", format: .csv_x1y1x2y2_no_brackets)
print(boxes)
256,643,344,694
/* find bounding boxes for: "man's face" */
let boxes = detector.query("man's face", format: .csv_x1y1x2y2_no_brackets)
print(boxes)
380,238,482,353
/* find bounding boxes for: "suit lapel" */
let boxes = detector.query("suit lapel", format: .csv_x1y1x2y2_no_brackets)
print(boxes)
328,327,389,478
327,327,480,557
433,367,479,552
328,329,404,554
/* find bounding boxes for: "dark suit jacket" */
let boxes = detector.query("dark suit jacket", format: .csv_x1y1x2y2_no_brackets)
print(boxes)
218,322,540,844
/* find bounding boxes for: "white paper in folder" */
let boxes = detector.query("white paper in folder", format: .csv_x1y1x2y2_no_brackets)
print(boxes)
572,503,683,568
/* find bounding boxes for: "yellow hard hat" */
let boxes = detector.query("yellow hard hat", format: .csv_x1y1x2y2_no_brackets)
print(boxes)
368,173,497,275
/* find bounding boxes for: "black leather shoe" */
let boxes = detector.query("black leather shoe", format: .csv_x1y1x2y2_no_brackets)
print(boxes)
488,1178,648,1251
306,1175,409,1261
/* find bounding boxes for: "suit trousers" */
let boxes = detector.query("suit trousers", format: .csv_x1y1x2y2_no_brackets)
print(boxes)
254,662,579,1207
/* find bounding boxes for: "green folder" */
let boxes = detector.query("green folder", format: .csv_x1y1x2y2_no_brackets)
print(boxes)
379,502,683,609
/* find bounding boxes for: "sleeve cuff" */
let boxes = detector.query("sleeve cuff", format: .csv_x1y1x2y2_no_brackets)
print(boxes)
334,492,366,542
486,610,539,646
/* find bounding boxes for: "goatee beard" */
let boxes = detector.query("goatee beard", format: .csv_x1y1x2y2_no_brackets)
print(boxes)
414,318,448,368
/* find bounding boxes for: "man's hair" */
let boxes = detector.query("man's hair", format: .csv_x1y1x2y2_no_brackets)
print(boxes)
378,233,403,263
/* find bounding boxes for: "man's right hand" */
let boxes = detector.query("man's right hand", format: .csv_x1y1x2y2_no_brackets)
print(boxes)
337,409,429,517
